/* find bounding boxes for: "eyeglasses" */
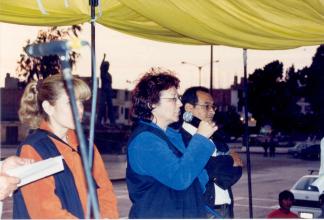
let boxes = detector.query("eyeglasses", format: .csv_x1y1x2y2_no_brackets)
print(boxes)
160,95,182,102
195,104,217,111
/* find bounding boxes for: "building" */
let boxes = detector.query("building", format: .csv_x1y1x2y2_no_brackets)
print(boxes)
0,75,132,144
211,75,243,112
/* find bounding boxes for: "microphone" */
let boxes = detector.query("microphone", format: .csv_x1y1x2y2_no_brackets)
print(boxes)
24,39,89,57
183,111,201,128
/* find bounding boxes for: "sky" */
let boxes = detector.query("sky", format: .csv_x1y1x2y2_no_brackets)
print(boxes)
0,22,319,93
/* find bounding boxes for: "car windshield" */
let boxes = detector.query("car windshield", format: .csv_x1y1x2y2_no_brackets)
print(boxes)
291,143,304,150
294,177,319,192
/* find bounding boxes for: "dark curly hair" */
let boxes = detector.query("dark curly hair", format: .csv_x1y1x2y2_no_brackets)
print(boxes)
132,68,180,120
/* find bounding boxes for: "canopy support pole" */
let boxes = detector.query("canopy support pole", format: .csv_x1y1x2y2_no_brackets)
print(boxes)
88,0,98,166
243,48,253,218
86,0,100,218
210,45,214,93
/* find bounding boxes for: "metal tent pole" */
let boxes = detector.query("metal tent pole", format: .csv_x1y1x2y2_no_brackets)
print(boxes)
88,0,98,166
85,0,100,218
243,48,253,218
210,45,214,93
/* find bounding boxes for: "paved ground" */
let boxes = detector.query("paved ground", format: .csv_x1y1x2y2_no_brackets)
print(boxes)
233,153,319,218
1,146,320,219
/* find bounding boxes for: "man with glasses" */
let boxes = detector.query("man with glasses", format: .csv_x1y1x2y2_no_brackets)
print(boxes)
178,86,243,218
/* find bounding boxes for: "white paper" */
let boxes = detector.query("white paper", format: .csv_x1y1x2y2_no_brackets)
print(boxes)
6,156,64,187
214,184,231,205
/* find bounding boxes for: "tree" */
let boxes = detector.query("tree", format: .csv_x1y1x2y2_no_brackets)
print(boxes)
16,25,82,84
214,106,243,140
283,65,318,134
240,47,324,136
247,60,284,130
304,45,324,136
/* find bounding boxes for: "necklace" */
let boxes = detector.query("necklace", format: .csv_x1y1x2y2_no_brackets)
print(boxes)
38,129,78,153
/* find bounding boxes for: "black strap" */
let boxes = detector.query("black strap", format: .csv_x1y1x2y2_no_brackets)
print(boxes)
37,129,78,153
36,129,97,179
37,128,99,207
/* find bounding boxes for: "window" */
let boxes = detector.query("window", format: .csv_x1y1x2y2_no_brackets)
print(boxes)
125,108,130,120
125,91,130,101
294,177,319,192
113,106,119,119
112,89,117,99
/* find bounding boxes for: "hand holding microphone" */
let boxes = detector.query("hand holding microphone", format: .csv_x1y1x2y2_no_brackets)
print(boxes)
183,111,217,138
197,121,218,139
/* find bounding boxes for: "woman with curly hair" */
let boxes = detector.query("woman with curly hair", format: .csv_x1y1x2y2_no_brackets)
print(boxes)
127,68,217,218
13,74,119,219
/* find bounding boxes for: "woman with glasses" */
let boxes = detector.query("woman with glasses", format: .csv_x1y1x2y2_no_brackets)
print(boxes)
126,68,217,218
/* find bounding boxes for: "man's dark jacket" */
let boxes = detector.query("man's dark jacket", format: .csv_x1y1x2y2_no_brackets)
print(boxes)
179,126,242,218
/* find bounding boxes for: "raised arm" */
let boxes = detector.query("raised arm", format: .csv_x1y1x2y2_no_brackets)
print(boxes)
128,132,214,190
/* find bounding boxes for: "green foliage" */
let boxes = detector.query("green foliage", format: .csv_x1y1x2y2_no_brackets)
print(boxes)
304,45,324,135
214,106,243,140
245,46,324,136
16,25,82,84
247,60,284,129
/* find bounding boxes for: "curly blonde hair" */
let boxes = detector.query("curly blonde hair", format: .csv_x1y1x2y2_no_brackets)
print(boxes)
19,74,91,128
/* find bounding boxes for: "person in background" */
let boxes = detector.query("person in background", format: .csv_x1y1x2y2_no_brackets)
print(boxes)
269,134,276,157
126,69,217,218
0,156,33,200
178,86,243,218
267,190,299,218
262,138,269,157
13,74,119,219
97,54,115,127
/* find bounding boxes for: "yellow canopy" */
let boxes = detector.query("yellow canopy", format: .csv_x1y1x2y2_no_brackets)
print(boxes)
1,0,324,49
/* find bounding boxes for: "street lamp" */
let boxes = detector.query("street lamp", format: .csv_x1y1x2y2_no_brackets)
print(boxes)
181,60,219,86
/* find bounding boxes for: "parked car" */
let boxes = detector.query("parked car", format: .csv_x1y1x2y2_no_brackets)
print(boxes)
288,143,320,160
290,175,322,218
301,144,321,160
288,143,305,157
